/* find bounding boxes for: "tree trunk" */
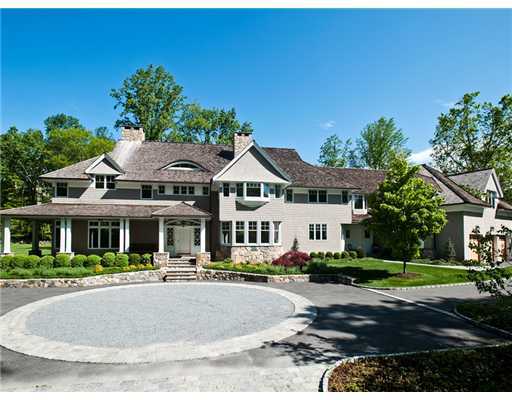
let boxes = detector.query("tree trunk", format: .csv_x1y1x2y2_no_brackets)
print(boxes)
403,258,407,274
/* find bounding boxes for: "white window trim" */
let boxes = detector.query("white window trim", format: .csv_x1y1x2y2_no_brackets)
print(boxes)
55,182,68,198
308,189,327,204
352,193,367,211
164,160,202,171
285,188,294,203
88,220,120,250
227,220,281,246
220,221,232,245
234,182,271,203
309,223,328,241
140,184,153,199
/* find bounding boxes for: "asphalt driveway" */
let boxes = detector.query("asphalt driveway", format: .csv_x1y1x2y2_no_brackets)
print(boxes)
0,281,506,391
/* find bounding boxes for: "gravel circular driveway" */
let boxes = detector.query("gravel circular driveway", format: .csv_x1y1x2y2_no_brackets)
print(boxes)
0,282,316,363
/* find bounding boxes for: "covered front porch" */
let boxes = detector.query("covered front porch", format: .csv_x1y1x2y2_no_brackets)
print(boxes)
0,202,212,267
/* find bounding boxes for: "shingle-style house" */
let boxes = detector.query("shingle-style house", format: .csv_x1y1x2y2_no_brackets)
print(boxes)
0,127,511,266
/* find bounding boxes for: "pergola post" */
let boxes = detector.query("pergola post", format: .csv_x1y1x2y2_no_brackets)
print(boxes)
2,217,11,255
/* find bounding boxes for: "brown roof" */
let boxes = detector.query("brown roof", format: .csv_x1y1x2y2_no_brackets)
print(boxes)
152,202,211,218
40,157,97,180
323,167,387,193
0,203,167,218
351,213,371,224
421,164,490,207
498,199,512,211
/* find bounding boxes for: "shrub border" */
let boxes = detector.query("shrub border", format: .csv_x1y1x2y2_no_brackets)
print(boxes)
321,343,511,392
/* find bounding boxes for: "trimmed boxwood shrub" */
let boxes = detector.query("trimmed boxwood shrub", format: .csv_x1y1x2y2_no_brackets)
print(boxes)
55,253,71,268
71,254,87,268
349,250,358,259
272,251,311,268
356,247,365,258
317,252,325,259
325,251,333,259
39,255,55,269
85,254,101,268
11,255,28,269
141,253,152,265
310,252,317,259
333,252,341,259
114,253,129,269
129,253,141,266
101,252,116,268
24,255,40,269
11,267,34,278
341,251,350,258
1,255,14,270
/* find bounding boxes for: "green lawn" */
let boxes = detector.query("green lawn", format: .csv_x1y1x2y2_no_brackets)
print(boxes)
457,296,512,332
10,242,52,256
325,258,480,287
329,344,512,391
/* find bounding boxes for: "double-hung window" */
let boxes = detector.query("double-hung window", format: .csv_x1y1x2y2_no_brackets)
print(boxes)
95,175,105,189
235,221,245,244
88,220,120,249
158,185,165,195
260,221,270,244
309,223,327,240
309,190,327,203
202,186,209,196
95,175,116,189
173,186,180,195
221,222,231,244
273,222,281,244
341,191,349,204
248,221,258,244
286,189,293,202
236,183,244,197
246,183,261,197
353,194,365,210
223,183,230,197
141,185,153,199
55,182,68,197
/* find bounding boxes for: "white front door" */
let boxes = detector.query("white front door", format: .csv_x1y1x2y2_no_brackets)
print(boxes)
175,226,192,255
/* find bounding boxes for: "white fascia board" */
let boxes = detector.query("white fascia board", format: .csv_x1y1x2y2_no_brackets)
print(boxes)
490,169,504,198
212,141,291,183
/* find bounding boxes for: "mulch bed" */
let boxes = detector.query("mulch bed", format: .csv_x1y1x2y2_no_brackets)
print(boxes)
394,272,421,279
328,344,512,391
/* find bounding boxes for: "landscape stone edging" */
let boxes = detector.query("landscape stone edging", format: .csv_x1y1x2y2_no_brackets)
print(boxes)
320,343,510,392
453,306,512,339
0,269,162,288
199,268,355,284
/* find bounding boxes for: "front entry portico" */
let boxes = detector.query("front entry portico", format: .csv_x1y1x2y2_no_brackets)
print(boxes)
165,220,202,256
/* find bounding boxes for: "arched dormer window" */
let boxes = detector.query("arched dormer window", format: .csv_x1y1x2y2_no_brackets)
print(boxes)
164,160,203,171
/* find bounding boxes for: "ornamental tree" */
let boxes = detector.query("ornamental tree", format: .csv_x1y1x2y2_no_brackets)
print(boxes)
368,156,447,273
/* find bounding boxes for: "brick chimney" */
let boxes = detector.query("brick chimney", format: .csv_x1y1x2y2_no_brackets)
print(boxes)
234,131,253,156
121,125,145,141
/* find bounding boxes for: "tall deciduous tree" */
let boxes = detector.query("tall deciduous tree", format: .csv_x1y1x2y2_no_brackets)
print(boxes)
368,155,447,273
171,103,252,144
354,117,410,169
318,134,354,167
111,64,185,140
431,92,512,201
44,113,83,134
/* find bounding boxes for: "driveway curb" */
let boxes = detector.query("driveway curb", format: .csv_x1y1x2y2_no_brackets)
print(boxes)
453,306,512,339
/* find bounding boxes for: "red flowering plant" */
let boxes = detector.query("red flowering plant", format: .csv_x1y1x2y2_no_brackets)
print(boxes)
272,251,311,270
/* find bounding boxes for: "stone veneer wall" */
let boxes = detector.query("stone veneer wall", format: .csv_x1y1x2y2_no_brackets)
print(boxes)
196,252,211,269
153,252,169,268
230,246,283,264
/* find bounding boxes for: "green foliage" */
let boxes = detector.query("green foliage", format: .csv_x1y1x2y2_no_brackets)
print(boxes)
467,226,512,299
129,253,141,266
24,255,40,269
318,134,354,167
114,253,129,269
10,268,34,278
353,117,410,169
368,155,447,273
325,251,333,259
349,250,358,259
101,252,116,268
1,255,14,270
44,113,83,133
70,254,87,268
55,254,71,268
341,251,350,258
444,238,457,260
431,92,512,201
309,252,318,258
86,254,102,268
141,253,152,265
356,247,365,258
11,255,28,269
333,252,341,259
317,251,325,259
39,255,55,269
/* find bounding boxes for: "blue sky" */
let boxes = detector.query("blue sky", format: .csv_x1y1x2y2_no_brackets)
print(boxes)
2,9,511,164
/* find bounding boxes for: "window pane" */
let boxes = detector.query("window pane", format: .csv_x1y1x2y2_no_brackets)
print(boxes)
158,185,165,194
203,186,209,196
309,224,315,240
286,189,293,202
319,190,327,203
194,228,200,246
261,221,270,244
221,222,231,244
263,183,269,198
95,176,105,189
341,191,348,203
322,224,327,240
309,190,318,202
236,183,244,197
181,186,187,195
246,183,261,197
315,224,321,240
100,228,110,248
354,195,364,209
345,229,351,239
89,228,98,248
173,186,180,195
106,176,115,189
223,184,230,197
275,185,282,198
235,221,245,244
111,228,120,249
141,185,152,199
273,222,280,244
248,221,257,244
188,186,195,195
56,182,68,197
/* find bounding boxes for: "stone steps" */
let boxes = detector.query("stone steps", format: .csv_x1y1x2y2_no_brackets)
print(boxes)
162,257,197,281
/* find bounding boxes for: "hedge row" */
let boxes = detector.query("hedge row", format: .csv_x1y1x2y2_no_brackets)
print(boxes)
309,249,365,259
0,252,152,270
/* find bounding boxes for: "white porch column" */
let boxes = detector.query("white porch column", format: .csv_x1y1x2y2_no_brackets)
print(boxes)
270,221,275,245
119,219,125,253
200,218,206,253
232,220,236,244
2,217,11,254
125,219,130,253
65,218,72,253
59,217,66,253
158,217,165,253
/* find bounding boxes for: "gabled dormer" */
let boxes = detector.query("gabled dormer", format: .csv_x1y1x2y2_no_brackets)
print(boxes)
85,153,124,190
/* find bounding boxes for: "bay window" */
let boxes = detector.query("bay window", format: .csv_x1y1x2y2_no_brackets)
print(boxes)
246,183,261,197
